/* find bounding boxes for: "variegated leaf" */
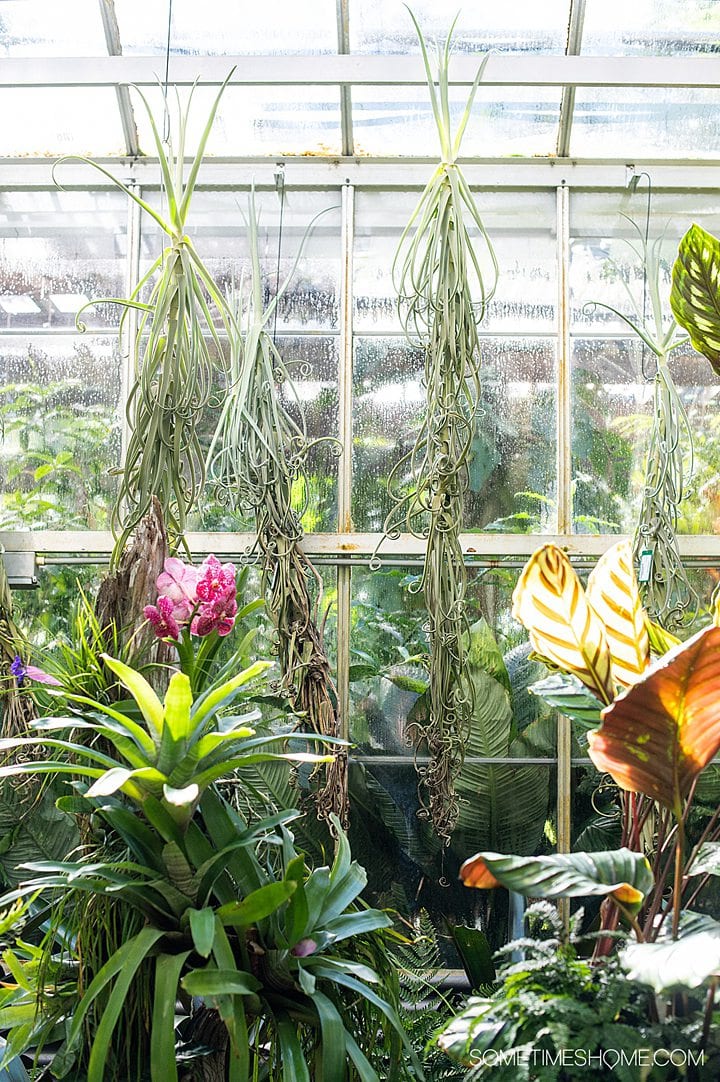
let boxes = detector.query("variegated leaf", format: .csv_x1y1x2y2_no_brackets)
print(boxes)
670,223,720,374
585,540,649,689
511,544,614,704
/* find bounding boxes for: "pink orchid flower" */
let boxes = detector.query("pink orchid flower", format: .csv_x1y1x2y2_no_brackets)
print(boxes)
143,595,181,641
156,557,199,623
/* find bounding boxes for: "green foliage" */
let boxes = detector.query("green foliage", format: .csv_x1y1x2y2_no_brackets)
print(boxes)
0,641,422,1081
0,349,118,531
437,905,652,1082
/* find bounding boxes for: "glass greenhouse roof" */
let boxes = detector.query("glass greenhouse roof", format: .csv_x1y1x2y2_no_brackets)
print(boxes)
0,0,719,159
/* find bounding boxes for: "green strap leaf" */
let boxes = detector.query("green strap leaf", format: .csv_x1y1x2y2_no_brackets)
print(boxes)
186,908,214,960
151,951,190,1082
217,881,296,927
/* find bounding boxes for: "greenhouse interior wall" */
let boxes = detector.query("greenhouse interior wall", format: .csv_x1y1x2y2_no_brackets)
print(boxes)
2,1,720,1077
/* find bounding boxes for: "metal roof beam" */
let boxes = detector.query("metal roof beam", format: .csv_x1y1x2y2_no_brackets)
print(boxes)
2,54,720,88
4,158,720,189
557,0,587,157
97,0,140,158
336,0,354,157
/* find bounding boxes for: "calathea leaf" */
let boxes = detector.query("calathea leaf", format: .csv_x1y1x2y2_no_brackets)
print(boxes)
588,625,720,811
529,672,603,730
670,223,720,374
585,540,649,688
512,544,614,703
460,847,653,909
621,912,720,993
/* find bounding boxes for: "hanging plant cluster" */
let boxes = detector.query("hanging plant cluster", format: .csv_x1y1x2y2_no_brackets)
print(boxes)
56,74,237,564
376,14,498,842
206,191,346,823
585,214,698,629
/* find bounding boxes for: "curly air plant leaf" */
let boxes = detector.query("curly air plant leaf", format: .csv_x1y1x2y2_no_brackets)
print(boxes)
54,73,237,564
587,215,697,629
373,12,497,843
206,191,346,824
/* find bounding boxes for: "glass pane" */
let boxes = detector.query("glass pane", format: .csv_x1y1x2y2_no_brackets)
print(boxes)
0,335,121,530
570,88,720,159
571,338,720,535
350,562,551,754
116,0,338,54
0,0,106,55
141,190,341,334
353,85,561,157
134,85,341,157
350,0,571,54
582,0,720,55
570,190,720,332
0,190,128,331
0,88,127,156
354,189,557,334
350,761,556,929
197,335,339,534
353,336,557,532
349,561,557,926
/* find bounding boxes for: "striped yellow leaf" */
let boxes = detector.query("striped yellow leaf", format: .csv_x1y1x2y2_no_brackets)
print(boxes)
585,541,650,690
512,544,614,705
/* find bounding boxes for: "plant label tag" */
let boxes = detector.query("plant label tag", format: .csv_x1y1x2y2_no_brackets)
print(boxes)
638,549,653,583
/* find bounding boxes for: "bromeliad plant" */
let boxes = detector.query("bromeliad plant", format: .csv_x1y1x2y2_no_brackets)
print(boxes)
0,641,422,1080
375,12,498,843
206,191,345,824
54,74,237,561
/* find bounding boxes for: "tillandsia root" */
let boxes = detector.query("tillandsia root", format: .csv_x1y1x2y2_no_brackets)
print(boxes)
261,531,347,827
634,360,699,629
95,496,174,691
375,11,497,844
206,190,347,825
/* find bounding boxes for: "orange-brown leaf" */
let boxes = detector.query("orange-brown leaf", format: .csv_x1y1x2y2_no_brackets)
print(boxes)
588,625,720,810
459,854,501,889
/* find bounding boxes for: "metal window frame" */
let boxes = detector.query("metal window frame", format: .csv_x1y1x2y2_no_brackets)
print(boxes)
3,164,720,868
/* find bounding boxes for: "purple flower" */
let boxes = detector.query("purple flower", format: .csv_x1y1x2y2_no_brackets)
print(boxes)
10,655,61,687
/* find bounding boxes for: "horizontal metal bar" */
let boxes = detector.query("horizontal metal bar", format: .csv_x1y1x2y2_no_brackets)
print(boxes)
351,756,593,766
4,158,720,191
8,531,720,560
3,54,720,88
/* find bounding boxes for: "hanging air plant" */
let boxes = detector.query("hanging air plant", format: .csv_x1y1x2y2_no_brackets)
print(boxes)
54,73,236,563
374,14,498,842
206,190,345,823
586,215,698,629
